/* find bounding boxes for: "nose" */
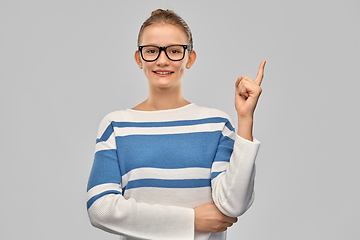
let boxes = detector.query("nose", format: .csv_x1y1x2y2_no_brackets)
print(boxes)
156,49,170,66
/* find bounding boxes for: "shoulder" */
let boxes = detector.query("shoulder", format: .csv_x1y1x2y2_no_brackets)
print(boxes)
191,104,233,122
96,110,129,137
193,105,230,118
100,110,128,124
190,104,236,131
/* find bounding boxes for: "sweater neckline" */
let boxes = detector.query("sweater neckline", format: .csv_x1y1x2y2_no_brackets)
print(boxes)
126,103,195,113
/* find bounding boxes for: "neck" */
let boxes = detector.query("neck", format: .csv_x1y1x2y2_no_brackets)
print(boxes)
134,82,190,111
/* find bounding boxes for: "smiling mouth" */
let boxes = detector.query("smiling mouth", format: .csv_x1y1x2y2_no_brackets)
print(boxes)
153,71,174,75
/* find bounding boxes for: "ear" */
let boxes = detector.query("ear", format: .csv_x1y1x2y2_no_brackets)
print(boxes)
186,50,197,69
134,50,142,69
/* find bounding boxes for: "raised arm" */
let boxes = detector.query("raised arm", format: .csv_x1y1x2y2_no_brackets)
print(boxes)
211,61,265,217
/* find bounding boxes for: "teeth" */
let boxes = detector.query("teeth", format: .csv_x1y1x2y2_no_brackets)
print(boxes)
155,71,171,75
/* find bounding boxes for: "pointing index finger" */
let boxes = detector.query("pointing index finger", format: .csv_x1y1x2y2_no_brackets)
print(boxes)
255,60,266,86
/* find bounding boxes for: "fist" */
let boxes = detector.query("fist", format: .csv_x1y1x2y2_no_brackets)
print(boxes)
235,60,266,119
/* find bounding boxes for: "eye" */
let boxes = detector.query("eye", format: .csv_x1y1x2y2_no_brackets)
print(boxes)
146,49,157,54
167,46,183,54
143,47,158,54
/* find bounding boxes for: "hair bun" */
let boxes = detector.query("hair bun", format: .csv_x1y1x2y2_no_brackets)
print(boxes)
151,9,173,16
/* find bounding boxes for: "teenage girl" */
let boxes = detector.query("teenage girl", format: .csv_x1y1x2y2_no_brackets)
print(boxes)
87,9,265,240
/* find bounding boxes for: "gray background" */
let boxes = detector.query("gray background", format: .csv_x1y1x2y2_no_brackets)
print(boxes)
1,0,359,239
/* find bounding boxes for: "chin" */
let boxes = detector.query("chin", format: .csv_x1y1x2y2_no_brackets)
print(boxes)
151,79,181,89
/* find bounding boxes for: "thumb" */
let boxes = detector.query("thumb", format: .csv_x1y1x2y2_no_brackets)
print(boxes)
235,76,243,94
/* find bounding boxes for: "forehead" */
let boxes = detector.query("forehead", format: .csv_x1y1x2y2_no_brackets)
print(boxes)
140,23,188,46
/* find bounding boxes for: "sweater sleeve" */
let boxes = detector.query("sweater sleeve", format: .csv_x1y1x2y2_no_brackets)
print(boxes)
86,115,194,240
210,119,260,217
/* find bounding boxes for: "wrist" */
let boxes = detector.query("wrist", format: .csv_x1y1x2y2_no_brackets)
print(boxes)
237,113,253,121
237,116,253,141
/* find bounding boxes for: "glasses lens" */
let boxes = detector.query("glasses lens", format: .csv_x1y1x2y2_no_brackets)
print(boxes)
166,45,185,61
141,46,159,61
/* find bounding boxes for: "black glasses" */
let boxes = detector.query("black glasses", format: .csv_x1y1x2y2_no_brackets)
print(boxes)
138,45,192,62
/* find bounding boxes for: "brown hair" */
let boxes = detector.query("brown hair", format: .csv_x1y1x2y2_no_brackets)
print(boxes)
137,9,193,50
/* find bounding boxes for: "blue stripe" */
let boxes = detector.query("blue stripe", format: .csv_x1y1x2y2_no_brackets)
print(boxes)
87,190,122,209
125,178,211,190
87,149,121,191
225,121,235,132
112,117,229,128
213,134,234,162
116,131,221,174
96,124,114,143
211,171,225,180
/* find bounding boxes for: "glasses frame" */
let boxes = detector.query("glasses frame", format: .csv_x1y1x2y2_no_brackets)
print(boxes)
138,44,192,62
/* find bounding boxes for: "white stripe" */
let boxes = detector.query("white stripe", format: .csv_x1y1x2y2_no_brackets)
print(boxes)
114,122,224,137
211,161,229,173
95,134,116,153
121,167,210,187
87,183,121,201
222,125,236,140
118,104,232,123
123,187,212,208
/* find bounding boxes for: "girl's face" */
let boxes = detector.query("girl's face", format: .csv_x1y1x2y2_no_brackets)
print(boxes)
135,23,196,90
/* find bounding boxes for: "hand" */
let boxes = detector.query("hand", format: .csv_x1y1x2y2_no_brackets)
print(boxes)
194,202,238,233
235,60,266,119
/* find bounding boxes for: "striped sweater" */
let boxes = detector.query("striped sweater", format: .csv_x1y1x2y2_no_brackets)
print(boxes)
87,103,260,240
